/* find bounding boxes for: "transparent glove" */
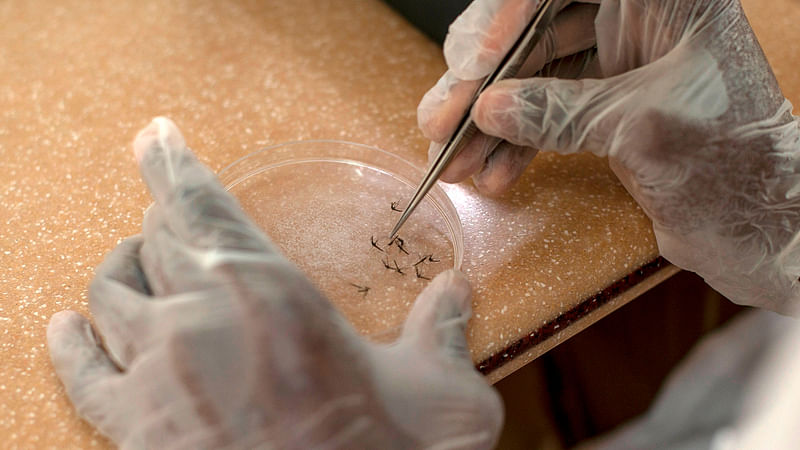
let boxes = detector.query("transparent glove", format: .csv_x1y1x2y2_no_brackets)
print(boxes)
419,0,800,314
47,117,503,449
578,310,800,450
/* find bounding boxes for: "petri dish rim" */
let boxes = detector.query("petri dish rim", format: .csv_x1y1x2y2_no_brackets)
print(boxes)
217,139,464,269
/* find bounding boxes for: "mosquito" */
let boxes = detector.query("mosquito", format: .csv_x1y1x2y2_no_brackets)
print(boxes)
370,235,384,253
349,283,370,297
388,236,409,255
396,241,409,255
413,255,428,267
381,257,404,275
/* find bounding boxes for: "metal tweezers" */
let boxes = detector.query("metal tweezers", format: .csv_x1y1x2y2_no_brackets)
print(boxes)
390,0,563,240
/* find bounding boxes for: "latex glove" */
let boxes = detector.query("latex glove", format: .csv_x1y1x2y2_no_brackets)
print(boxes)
419,0,800,314
47,117,502,449
578,310,800,450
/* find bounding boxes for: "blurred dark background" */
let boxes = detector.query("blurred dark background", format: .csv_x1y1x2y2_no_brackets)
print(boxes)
383,0,472,44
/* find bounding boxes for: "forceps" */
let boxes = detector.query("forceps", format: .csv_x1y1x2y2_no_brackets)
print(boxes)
389,0,563,240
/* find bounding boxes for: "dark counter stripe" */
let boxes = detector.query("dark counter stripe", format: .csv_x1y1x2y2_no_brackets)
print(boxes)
477,257,669,375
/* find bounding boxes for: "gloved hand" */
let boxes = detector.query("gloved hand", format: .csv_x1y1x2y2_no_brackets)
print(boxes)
47,117,503,449
419,0,800,314
577,310,800,450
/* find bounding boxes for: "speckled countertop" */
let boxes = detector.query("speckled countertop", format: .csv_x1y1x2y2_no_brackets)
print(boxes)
1,0,797,446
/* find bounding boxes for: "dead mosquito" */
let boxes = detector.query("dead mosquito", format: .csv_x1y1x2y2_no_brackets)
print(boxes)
388,236,409,254
396,241,409,255
414,266,431,281
370,235,384,253
414,254,439,266
381,257,405,275
349,283,370,297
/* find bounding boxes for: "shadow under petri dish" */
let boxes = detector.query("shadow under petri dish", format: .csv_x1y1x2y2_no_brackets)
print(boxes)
219,140,463,342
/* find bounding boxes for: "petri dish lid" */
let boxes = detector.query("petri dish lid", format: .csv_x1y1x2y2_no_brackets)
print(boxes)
218,140,463,342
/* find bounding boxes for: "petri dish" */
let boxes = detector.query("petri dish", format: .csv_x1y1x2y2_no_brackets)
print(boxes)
218,140,463,342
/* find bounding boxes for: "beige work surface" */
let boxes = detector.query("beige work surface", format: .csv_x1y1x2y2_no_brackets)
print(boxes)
0,0,797,446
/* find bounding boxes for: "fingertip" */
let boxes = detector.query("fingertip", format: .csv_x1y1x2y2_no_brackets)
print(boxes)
404,268,472,333
418,73,456,143
431,134,502,184
47,310,88,345
47,311,101,373
418,113,450,144
428,140,474,184
439,268,471,293
132,120,158,163
430,145,469,184
444,0,537,80
473,143,538,196
418,72,483,143
427,141,444,165
403,269,473,358
133,116,216,213
438,171,463,185
428,269,472,310
48,310,121,401
47,312,124,439
133,116,186,164
443,26,488,81
473,173,512,197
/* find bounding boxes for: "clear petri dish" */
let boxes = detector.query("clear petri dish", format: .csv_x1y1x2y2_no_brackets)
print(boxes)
218,140,463,342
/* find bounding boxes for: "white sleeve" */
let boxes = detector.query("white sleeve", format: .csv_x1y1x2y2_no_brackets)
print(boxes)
577,310,798,450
